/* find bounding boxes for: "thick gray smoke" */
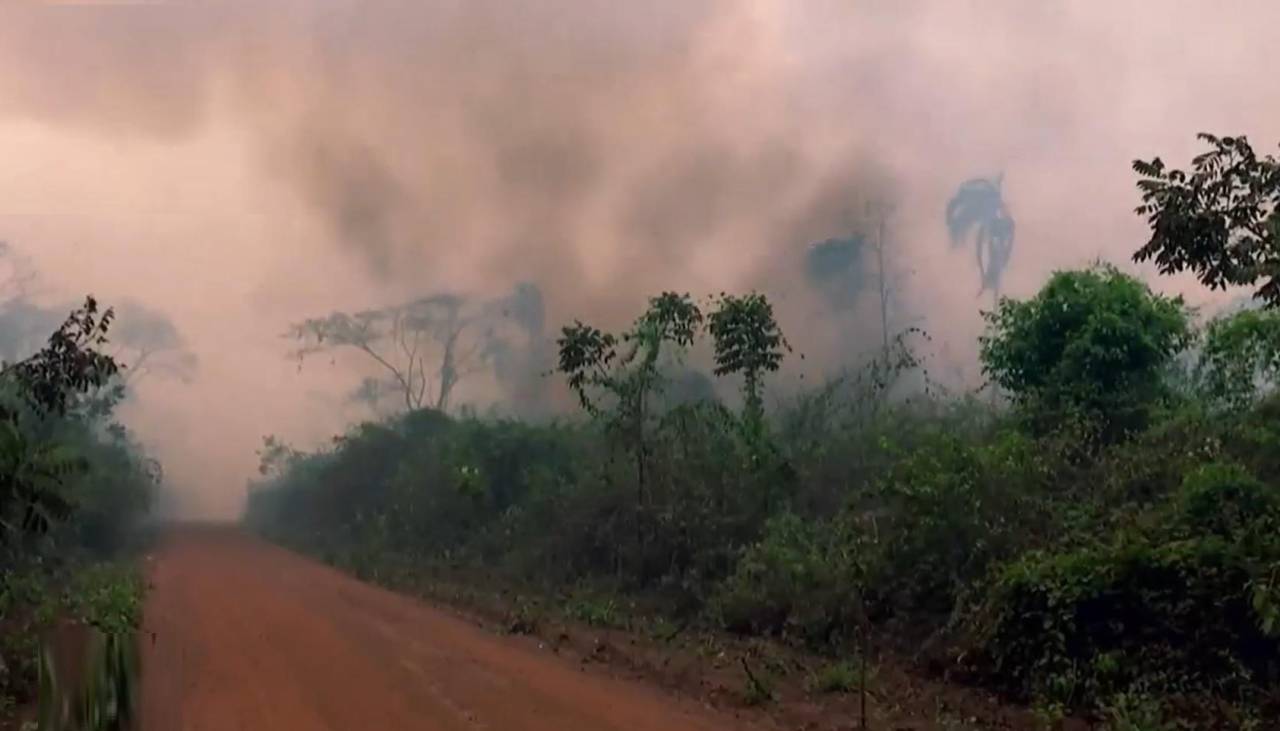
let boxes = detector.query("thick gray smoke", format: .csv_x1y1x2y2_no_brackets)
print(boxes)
0,1,1277,517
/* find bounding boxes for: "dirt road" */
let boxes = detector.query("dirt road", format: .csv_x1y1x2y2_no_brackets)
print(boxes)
140,528,749,731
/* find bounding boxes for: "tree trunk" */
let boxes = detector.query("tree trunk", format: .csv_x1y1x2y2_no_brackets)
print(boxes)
877,213,890,371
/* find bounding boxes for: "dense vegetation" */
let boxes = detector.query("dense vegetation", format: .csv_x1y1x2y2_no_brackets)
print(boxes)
246,134,1280,725
0,296,158,716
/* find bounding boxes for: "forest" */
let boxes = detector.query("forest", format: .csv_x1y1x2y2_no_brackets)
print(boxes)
244,134,1280,727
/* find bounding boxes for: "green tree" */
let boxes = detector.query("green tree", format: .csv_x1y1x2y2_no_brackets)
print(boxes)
1196,307,1280,408
707,293,788,427
979,264,1192,439
0,297,127,544
1133,133,1280,305
557,292,703,571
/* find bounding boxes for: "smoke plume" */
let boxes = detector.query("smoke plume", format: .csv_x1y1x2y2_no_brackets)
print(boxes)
0,0,1277,517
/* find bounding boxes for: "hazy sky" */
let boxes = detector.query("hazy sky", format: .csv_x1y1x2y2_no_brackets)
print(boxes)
0,1,1276,518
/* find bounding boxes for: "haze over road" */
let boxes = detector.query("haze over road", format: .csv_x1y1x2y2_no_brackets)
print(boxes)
140,528,744,731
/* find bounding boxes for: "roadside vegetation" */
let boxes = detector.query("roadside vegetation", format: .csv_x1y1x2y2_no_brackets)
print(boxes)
246,133,1280,726
0,294,159,726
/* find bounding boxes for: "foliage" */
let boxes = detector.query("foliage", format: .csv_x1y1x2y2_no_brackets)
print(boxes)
5,297,119,418
707,293,789,425
249,270,1280,723
1,561,145,713
290,284,545,414
973,462,1280,709
713,513,864,646
60,562,146,636
0,250,165,724
0,297,157,551
980,264,1192,440
557,291,702,417
870,428,1049,620
808,660,873,695
945,176,1015,296
1134,133,1280,305
805,235,867,310
1196,306,1280,408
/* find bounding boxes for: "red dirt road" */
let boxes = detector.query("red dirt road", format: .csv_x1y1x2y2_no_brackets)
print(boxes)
139,528,749,731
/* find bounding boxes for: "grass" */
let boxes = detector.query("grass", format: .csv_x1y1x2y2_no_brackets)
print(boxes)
807,659,873,694
740,657,775,706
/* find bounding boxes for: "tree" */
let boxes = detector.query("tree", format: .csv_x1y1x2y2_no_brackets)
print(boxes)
6,297,120,417
805,199,910,369
557,292,703,575
946,175,1015,301
485,282,554,416
979,264,1192,439
0,245,192,395
290,293,498,413
1196,307,1280,408
805,235,867,313
557,292,704,418
255,435,304,479
110,300,198,388
0,297,124,542
0,244,65,364
1133,133,1280,306
707,292,789,427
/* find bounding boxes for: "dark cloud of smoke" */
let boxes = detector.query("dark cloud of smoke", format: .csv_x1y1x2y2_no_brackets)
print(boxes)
0,0,1278,516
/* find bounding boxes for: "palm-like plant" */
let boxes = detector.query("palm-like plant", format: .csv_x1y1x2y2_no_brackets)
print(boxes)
945,175,1015,300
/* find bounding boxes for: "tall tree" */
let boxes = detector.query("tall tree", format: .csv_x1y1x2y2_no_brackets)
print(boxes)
291,286,547,414
290,293,492,413
1133,133,1280,305
805,234,867,313
946,175,1015,302
110,300,198,388
805,199,908,368
0,246,193,393
485,282,554,416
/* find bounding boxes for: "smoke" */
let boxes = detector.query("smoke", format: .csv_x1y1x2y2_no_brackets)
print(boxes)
0,0,1277,517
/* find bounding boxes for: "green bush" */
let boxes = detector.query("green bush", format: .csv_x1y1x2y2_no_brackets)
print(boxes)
713,513,865,647
807,659,873,694
980,264,1192,442
1172,463,1279,539
973,463,1280,708
862,427,1051,624
1197,308,1280,409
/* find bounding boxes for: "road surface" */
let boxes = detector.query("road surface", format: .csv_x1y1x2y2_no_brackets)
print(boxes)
140,528,745,731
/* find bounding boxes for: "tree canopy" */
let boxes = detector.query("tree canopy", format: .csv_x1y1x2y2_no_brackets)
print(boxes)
1134,133,1280,305
979,264,1192,436
945,175,1015,297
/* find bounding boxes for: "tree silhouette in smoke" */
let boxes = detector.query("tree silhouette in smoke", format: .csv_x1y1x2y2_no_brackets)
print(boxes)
291,284,550,416
804,235,867,312
945,175,1015,300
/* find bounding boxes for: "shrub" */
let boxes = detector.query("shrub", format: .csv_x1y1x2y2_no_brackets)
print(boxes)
807,660,873,694
973,463,1280,709
1197,308,1280,409
868,428,1048,620
712,513,866,648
